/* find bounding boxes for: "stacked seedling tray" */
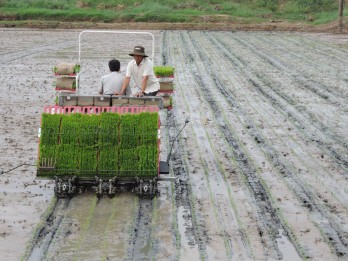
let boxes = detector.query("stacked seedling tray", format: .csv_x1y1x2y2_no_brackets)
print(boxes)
154,66,175,109
54,63,80,92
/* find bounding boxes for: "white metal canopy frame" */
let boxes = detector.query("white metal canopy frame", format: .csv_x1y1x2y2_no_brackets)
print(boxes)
77,30,155,91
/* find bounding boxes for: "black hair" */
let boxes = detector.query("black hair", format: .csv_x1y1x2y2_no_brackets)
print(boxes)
109,59,120,72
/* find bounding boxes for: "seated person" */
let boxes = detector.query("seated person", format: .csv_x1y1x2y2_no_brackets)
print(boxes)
98,59,130,95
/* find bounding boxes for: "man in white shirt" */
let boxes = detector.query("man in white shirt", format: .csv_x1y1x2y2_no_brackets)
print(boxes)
115,46,160,97
98,59,130,95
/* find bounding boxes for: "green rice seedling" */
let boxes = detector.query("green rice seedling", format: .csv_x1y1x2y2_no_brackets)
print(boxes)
120,113,140,149
55,144,79,176
74,64,80,73
118,148,139,176
38,144,57,177
60,114,81,145
39,114,61,176
39,145,56,161
99,113,120,145
79,114,99,146
79,147,98,176
40,113,61,145
138,112,158,146
153,66,175,77
98,144,118,176
38,111,159,177
138,145,158,177
118,112,158,177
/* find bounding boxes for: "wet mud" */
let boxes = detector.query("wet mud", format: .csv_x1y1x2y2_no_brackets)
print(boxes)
0,29,347,260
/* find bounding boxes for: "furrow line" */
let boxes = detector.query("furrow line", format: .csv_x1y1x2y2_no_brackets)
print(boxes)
164,31,210,260
26,198,71,261
169,30,258,259
219,64,348,258
207,32,348,172
286,33,348,63
168,110,208,260
252,33,348,102
200,33,348,210
176,65,235,259
226,32,348,143
190,31,348,258
254,33,348,73
159,35,179,258
160,34,184,260
180,31,284,259
172,31,240,259
70,195,98,260
126,198,156,260
161,30,168,65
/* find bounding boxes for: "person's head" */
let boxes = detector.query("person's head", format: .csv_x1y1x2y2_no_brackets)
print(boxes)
129,46,148,65
109,59,120,72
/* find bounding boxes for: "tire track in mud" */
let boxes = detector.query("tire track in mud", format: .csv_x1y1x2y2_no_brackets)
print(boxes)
227,33,348,142
27,194,155,260
165,32,255,260
162,32,210,260
126,198,157,260
254,33,348,78
178,31,285,259
207,32,348,173
228,33,344,104
230,33,348,140
251,33,348,86
167,110,209,260
284,33,348,65
185,31,348,258
161,30,168,65
26,198,71,261
200,32,348,211
46,194,142,260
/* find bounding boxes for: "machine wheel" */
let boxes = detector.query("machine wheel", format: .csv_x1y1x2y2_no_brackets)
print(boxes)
54,176,77,198
135,177,158,197
94,177,117,198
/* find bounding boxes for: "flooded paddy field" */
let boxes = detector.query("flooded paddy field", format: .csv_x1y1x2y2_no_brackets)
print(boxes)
0,29,347,260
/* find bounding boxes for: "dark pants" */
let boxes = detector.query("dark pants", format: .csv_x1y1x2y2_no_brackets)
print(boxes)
144,91,158,96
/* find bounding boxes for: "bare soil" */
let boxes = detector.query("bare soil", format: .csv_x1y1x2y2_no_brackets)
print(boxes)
0,28,347,260
1,19,348,33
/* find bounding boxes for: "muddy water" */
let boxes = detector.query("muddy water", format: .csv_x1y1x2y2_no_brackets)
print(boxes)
43,194,137,260
0,29,347,260
177,206,200,259
275,230,302,261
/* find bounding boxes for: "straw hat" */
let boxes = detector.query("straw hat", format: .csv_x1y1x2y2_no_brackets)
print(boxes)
129,46,148,57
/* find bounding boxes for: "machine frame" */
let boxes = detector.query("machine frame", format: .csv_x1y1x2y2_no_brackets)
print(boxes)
38,31,173,198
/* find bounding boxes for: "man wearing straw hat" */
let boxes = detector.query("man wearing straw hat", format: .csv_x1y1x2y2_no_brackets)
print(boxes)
115,46,160,97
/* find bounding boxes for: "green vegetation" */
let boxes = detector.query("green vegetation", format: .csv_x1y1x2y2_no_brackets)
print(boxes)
154,66,175,77
0,0,345,25
38,112,159,178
